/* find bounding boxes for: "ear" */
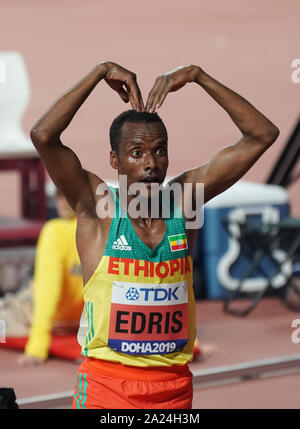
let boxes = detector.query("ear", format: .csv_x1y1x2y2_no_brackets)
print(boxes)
110,150,119,170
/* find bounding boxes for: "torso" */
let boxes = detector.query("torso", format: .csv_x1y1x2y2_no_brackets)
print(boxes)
78,185,196,366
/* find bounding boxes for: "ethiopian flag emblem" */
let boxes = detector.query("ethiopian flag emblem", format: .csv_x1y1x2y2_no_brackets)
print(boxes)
168,233,188,252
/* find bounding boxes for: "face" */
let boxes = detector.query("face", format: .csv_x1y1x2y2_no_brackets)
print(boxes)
110,121,169,196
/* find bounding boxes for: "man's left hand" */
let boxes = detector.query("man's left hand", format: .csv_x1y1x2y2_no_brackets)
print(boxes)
146,65,201,113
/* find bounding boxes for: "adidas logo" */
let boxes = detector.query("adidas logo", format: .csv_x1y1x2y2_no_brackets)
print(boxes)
112,234,132,251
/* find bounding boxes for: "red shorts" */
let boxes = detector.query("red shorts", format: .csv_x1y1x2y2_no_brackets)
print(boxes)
73,358,193,409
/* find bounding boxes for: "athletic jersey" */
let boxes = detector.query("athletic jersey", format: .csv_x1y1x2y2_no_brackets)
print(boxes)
25,217,84,360
78,186,196,367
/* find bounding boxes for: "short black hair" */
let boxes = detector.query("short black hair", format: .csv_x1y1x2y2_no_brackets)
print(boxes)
109,110,168,155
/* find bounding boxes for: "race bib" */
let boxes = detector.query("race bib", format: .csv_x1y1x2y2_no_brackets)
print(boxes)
108,281,188,355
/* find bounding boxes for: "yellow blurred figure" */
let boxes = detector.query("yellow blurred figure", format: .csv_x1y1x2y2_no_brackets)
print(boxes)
18,190,83,365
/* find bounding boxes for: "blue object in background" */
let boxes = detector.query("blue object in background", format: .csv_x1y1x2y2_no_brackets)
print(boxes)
194,181,290,299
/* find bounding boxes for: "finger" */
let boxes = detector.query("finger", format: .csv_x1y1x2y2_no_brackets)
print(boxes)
124,83,139,111
127,92,138,111
128,90,141,112
125,77,144,111
146,83,160,112
128,89,141,111
147,80,166,113
117,86,130,103
105,78,130,104
139,92,145,112
132,79,145,111
155,77,173,110
146,80,160,112
156,90,169,109
145,88,155,112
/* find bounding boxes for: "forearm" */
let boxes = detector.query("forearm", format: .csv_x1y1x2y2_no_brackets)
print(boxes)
25,322,52,360
31,63,107,142
194,67,279,143
25,222,63,358
25,279,61,359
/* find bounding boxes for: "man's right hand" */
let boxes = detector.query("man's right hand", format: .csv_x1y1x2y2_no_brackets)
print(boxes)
100,61,144,112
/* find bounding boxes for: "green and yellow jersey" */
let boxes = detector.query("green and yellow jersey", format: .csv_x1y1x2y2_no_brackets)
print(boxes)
79,187,196,367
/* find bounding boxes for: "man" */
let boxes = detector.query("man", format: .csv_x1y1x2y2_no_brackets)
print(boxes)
30,61,279,408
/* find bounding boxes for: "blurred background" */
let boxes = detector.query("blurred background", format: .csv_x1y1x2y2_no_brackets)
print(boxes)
0,0,299,410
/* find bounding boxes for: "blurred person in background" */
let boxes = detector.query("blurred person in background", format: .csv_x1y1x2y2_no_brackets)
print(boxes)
0,190,84,366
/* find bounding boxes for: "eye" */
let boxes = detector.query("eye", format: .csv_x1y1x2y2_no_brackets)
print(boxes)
156,147,166,155
132,149,143,157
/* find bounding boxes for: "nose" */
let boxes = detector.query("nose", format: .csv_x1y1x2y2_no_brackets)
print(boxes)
143,151,156,171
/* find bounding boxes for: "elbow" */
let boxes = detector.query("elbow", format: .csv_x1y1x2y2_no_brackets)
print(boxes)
30,127,47,146
30,126,56,146
260,125,280,146
247,125,280,147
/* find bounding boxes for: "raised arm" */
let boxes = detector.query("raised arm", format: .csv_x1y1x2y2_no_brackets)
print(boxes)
30,61,144,215
146,65,279,204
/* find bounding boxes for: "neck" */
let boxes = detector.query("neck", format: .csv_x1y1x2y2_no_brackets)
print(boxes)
117,188,165,221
